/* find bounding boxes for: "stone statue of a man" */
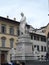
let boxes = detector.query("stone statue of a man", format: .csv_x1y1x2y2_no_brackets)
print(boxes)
20,12,26,35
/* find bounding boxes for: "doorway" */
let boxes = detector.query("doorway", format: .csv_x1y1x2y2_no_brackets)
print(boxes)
1,51,7,64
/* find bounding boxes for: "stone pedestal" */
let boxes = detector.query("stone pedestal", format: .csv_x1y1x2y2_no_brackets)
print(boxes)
16,34,34,60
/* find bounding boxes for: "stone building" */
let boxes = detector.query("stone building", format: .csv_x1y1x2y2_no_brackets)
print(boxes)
0,16,19,63
34,23,49,53
30,31,47,60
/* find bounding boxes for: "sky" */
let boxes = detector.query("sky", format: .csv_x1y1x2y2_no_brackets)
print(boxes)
0,0,48,28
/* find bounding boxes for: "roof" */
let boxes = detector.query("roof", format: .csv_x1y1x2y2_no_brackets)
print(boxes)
30,31,46,36
0,16,20,25
40,23,49,29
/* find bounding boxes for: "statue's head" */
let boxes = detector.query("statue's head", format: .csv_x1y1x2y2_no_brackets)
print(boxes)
21,12,24,17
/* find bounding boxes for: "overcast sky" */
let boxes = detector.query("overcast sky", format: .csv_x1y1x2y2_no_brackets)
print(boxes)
0,0,48,28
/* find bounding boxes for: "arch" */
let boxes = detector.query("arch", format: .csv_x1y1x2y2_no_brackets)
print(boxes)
10,38,14,40
1,36,6,40
1,36,6,47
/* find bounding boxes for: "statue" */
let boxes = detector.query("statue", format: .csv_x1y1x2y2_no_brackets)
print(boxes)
20,12,26,35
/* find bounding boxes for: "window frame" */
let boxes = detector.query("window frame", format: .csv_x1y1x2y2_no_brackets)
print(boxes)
10,38,14,48
1,24,6,34
41,46,43,52
9,26,14,35
1,37,6,47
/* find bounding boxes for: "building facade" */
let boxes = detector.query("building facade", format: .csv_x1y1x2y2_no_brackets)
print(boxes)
35,23,49,53
30,31,47,59
0,16,19,63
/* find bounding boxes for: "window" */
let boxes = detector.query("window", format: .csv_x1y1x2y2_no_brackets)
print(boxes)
37,36,39,41
9,27,14,35
41,55,44,60
34,45,36,48
1,37,6,47
31,35,33,39
44,37,46,42
44,46,46,52
37,45,39,51
16,27,20,36
34,35,36,40
41,36,46,42
48,41,49,45
1,24,6,33
32,45,34,51
10,39,14,48
41,46,43,51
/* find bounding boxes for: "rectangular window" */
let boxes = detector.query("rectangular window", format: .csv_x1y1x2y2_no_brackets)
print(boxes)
44,46,46,52
37,36,39,41
37,45,39,51
1,38,6,47
32,45,33,51
9,27,14,35
34,35,36,40
10,39,14,48
43,37,46,42
41,36,46,42
1,24,6,33
31,35,33,39
41,46,43,51
41,37,43,41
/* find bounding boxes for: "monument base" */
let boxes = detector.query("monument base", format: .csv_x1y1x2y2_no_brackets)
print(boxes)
16,34,34,60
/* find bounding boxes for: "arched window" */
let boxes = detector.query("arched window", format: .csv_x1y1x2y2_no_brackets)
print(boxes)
10,38,14,48
1,37,6,47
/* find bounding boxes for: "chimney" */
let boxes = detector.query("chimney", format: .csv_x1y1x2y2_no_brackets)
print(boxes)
7,16,9,19
14,18,16,21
